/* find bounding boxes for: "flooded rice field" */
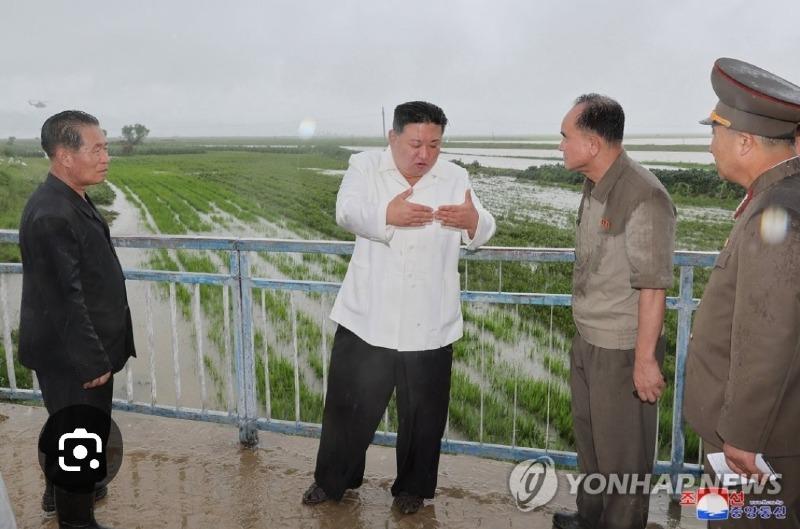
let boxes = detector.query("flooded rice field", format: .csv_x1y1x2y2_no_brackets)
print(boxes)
442,147,713,165
343,145,714,169
471,175,732,230
450,136,710,146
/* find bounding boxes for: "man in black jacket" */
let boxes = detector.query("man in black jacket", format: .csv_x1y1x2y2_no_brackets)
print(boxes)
19,110,135,529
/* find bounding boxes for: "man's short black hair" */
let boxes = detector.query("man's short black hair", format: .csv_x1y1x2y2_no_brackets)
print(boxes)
573,94,625,144
41,110,100,158
392,101,448,134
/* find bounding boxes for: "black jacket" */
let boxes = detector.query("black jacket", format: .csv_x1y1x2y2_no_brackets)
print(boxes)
18,173,135,382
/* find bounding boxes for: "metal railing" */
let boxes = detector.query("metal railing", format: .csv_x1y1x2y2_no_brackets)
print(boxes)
0,230,715,487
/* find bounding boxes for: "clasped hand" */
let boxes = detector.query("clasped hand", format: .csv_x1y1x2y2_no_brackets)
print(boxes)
633,358,665,403
386,189,478,237
83,371,111,389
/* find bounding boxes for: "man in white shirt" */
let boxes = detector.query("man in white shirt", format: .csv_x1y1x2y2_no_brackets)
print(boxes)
0,472,17,529
302,101,496,514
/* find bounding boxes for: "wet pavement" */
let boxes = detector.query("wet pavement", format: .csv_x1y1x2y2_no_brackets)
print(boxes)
0,402,703,529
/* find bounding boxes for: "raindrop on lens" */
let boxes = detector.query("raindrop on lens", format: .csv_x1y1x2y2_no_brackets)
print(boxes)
298,118,317,140
760,206,789,244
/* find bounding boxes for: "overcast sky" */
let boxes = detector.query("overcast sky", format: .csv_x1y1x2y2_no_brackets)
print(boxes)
2,0,799,138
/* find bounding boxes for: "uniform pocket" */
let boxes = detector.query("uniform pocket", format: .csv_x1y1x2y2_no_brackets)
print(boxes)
590,233,622,276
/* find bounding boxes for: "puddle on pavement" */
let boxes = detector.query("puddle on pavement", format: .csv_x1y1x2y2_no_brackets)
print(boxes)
0,403,703,529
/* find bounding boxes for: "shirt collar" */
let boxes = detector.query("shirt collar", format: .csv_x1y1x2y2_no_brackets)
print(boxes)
589,150,628,203
379,146,440,181
379,146,397,173
45,173,102,221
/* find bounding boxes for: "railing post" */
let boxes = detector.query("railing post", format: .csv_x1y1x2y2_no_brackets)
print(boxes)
0,275,17,391
231,248,259,447
669,265,694,500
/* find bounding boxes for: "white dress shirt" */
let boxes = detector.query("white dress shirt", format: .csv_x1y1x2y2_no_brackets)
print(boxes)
330,148,496,351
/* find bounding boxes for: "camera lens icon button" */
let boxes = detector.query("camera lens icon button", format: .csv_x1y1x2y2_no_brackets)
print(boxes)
58,428,103,473
71,445,100,469
39,404,124,492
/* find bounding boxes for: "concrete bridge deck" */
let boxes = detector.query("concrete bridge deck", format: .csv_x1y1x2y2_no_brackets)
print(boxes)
0,402,701,529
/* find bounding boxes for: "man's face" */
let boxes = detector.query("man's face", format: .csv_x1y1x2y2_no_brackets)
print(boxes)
559,104,594,173
709,124,738,182
66,125,109,187
388,122,443,179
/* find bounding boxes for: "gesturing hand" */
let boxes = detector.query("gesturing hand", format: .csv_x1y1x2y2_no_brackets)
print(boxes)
435,190,479,238
386,188,434,227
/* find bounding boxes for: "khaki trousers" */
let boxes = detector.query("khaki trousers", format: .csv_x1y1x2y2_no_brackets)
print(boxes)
570,333,665,529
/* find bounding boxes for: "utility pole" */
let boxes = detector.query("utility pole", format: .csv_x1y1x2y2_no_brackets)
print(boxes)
381,106,386,142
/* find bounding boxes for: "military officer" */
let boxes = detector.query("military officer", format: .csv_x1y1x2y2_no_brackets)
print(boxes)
684,58,800,527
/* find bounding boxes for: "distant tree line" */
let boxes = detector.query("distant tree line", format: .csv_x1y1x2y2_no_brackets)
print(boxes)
455,160,745,201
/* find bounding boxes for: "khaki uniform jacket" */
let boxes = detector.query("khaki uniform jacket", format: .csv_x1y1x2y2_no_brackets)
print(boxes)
684,156,800,456
572,151,676,350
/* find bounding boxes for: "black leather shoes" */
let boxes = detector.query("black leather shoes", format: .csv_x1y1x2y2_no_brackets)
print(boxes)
393,492,423,514
301,482,329,505
552,511,594,529
54,487,114,529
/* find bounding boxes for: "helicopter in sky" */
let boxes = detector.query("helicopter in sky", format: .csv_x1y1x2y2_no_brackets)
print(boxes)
28,100,47,108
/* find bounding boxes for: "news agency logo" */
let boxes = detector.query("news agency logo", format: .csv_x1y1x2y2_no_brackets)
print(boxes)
692,488,734,520
681,488,788,521
508,456,558,512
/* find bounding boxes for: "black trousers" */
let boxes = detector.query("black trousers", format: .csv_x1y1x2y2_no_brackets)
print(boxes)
36,369,114,494
36,369,114,416
314,326,453,501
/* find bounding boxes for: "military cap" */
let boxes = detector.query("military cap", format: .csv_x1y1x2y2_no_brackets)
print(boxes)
701,58,800,138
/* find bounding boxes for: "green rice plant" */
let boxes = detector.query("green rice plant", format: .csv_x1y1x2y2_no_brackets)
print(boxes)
449,367,547,448
203,355,226,408
255,343,323,423
543,353,570,382
0,329,32,389
490,363,574,447
482,310,515,342
0,160,50,262
296,311,323,379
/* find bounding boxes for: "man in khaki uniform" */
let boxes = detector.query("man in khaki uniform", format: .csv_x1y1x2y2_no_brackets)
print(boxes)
553,94,676,529
684,58,800,527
